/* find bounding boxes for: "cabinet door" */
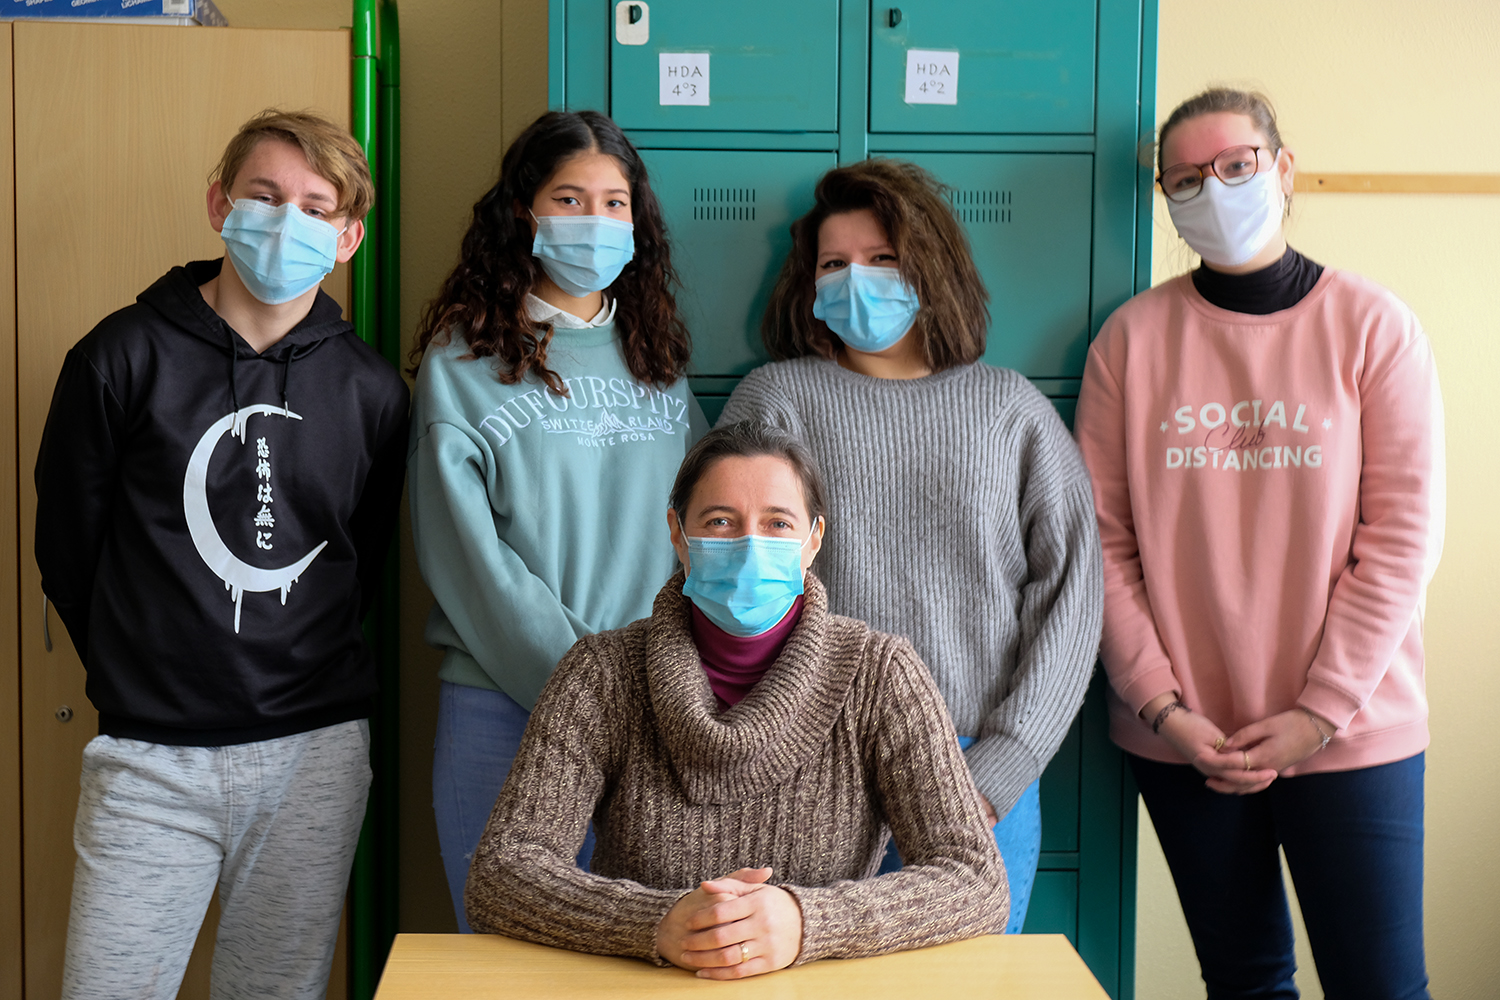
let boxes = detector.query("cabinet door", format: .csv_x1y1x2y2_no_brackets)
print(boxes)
0,24,19,1000
640,149,833,376
901,152,1093,378
869,0,1096,134
14,22,351,1000
610,0,839,132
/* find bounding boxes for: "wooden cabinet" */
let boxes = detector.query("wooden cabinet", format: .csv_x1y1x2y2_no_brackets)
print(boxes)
3,21,351,1000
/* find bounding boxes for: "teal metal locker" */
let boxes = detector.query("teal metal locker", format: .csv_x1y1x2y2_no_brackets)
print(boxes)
549,3,1156,995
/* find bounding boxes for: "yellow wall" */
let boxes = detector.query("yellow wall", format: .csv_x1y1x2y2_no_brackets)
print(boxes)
217,0,1500,989
1144,2,1500,998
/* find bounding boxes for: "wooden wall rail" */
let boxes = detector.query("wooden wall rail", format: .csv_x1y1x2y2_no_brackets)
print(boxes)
1295,173,1500,194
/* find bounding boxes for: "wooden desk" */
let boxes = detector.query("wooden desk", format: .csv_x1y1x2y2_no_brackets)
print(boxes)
374,933,1110,999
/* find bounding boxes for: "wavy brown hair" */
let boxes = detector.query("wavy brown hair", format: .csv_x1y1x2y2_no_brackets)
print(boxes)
409,111,691,393
761,159,988,371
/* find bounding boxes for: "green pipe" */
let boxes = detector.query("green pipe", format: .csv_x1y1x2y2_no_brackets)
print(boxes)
349,2,400,998
375,0,404,966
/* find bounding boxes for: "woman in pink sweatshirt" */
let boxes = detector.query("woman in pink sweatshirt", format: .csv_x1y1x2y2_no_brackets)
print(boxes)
1075,88,1442,1000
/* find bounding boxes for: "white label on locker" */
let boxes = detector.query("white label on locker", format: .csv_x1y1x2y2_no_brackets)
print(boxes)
660,53,710,106
904,49,959,105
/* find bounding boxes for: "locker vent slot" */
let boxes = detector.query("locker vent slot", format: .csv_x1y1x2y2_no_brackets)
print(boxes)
946,189,1012,224
693,187,757,221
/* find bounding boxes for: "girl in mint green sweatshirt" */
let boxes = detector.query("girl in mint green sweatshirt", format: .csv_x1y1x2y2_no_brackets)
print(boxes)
408,111,705,930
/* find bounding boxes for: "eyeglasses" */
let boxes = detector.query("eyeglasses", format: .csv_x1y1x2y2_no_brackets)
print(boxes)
1157,145,1267,203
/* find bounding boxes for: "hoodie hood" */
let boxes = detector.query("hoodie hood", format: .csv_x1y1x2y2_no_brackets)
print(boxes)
139,258,353,413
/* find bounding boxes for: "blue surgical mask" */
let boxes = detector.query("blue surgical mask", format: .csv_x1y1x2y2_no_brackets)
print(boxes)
530,213,635,298
221,199,343,305
681,520,820,637
812,263,920,353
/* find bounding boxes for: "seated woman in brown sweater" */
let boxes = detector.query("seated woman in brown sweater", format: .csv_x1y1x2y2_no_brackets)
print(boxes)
465,421,1009,979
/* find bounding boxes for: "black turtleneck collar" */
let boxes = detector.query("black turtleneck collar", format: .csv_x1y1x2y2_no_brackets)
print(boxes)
1192,246,1324,315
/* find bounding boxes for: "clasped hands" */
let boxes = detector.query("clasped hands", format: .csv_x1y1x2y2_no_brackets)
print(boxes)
1141,694,1334,795
654,866,803,980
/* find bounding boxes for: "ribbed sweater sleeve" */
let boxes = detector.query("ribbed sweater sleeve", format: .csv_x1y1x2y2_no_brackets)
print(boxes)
791,636,1010,962
966,397,1103,816
464,635,682,960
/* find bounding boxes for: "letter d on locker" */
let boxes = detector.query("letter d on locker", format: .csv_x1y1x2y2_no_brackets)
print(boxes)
615,1,649,44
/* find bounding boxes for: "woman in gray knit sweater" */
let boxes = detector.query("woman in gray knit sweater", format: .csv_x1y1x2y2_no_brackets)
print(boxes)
466,423,1008,979
720,159,1104,933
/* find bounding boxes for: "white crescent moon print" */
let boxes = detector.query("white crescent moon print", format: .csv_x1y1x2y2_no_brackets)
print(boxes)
183,404,328,633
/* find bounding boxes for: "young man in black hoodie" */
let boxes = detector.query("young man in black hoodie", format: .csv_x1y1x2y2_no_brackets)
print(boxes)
35,109,408,999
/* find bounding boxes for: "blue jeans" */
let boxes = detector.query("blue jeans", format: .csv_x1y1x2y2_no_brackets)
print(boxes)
1131,752,1430,1000
878,736,1041,935
432,681,595,933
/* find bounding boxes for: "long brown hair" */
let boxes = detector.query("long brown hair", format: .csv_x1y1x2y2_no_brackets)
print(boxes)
761,159,988,372
409,111,691,392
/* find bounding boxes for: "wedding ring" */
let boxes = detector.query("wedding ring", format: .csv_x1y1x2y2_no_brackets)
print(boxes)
740,942,750,963
1213,737,1225,751
1243,751,1251,771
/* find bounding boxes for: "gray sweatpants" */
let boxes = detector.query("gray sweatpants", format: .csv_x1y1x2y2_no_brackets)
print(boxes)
61,720,372,1000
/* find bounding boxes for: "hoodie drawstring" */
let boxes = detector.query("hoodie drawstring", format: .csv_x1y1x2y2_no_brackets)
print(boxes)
227,324,241,412
281,351,293,413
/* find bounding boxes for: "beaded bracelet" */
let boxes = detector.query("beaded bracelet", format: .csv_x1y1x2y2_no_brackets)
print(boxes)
1151,700,1185,734
1301,707,1332,751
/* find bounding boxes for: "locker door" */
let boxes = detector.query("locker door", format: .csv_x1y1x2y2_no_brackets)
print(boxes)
640,149,834,375
610,1,839,132
13,23,351,1000
901,152,1094,378
869,0,1096,134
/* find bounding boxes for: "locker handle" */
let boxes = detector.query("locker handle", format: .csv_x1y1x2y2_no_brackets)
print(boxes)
889,7,902,27
43,593,53,653
628,3,643,24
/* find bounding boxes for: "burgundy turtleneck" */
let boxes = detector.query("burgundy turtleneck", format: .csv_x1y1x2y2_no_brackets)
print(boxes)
689,596,805,711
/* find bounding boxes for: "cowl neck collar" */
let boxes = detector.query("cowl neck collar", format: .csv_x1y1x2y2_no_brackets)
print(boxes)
645,570,864,804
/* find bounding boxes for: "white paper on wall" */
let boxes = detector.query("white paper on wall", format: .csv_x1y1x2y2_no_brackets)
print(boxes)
660,53,710,106
904,49,959,105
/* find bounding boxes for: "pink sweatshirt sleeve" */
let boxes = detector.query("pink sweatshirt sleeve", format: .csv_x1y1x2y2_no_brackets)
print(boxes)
1298,322,1445,730
1074,334,1181,717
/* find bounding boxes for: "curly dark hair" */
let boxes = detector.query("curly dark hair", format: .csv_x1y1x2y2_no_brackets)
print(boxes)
761,158,988,372
409,111,691,393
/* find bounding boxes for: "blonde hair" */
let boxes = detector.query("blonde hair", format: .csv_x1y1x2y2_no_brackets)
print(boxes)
1157,88,1284,168
210,108,375,222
